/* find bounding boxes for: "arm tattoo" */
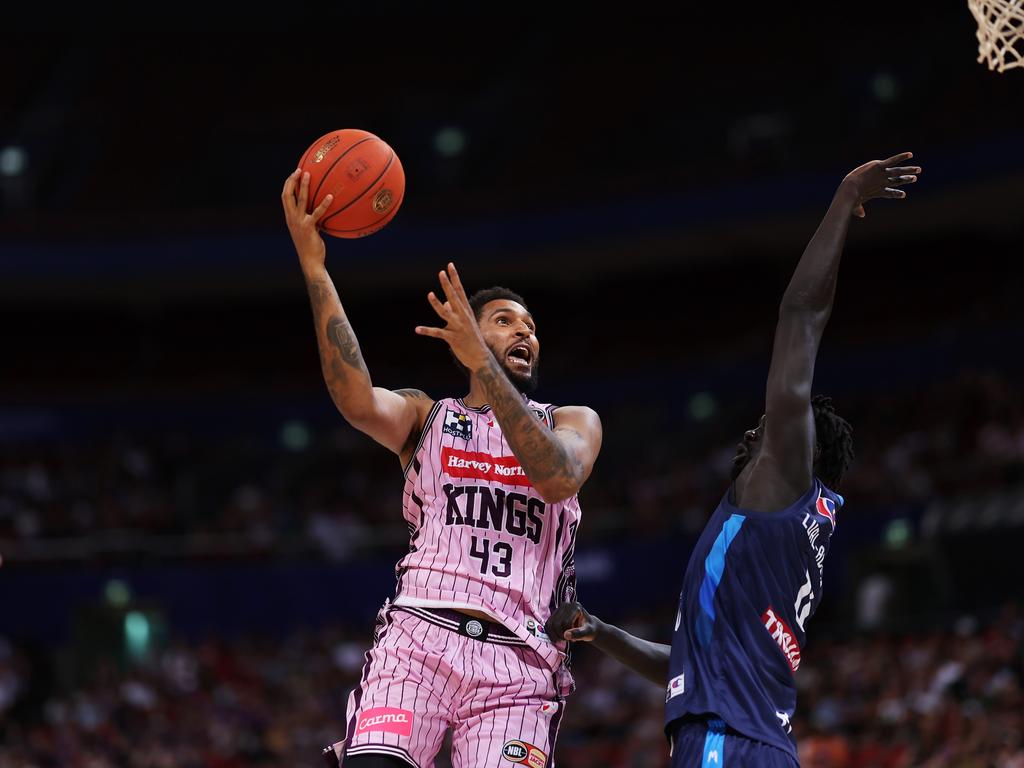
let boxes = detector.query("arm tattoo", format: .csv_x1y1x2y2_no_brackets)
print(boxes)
475,357,582,489
306,278,332,312
327,316,369,376
303,275,371,402
394,388,431,401
555,426,583,443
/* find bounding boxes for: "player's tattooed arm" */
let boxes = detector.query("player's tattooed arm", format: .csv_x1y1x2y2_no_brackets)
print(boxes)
326,315,370,376
305,275,373,406
304,274,431,455
284,170,431,457
477,361,601,502
745,153,920,509
547,602,670,686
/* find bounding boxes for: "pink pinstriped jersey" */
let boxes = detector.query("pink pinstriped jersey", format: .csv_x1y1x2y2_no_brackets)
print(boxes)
393,396,581,671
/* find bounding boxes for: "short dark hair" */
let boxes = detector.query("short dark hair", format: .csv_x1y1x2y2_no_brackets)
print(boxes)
468,287,528,320
812,395,854,489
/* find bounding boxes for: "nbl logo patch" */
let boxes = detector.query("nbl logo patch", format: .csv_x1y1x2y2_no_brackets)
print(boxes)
443,409,473,440
502,740,546,767
525,618,551,642
503,742,529,761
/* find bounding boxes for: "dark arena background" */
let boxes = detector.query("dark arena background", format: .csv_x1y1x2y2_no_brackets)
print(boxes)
2,11,1023,768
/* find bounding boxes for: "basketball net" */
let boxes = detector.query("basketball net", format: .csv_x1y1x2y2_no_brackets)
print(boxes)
969,0,1024,72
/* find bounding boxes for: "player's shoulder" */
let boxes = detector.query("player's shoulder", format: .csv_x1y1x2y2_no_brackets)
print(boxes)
549,405,602,435
393,388,435,404
392,388,440,422
550,404,600,421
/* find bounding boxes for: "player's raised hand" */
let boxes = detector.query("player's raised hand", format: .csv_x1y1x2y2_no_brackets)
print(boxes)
546,601,600,643
415,263,492,371
282,169,334,271
840,152,921,218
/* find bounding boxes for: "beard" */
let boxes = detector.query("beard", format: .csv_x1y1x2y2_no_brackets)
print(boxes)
490,343,540,395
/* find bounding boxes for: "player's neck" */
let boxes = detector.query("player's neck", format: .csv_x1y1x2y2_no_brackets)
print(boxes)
462,375,487,409
463,376,528,409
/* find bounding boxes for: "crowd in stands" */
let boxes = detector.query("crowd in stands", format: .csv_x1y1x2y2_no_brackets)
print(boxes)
2,603,1021,767
1,371,1021,560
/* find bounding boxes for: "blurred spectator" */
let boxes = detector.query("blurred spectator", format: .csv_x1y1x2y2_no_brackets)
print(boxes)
2,371,1022,559
0,604,1020,767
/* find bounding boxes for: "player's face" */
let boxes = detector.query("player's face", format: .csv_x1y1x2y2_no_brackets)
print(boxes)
731,414,766,480
477,300,540,394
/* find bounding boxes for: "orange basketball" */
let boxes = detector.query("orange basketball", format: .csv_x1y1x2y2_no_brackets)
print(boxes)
296,129,405,238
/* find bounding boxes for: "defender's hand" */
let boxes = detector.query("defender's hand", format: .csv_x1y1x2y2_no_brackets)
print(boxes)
546,601,600,643
840,152,921,218
282,169,334,272
415,263,492,371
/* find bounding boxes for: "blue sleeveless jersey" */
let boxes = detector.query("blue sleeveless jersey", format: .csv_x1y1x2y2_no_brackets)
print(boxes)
664,478,843,760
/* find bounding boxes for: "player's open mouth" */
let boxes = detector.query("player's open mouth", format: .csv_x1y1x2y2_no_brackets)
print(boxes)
506,344,533,370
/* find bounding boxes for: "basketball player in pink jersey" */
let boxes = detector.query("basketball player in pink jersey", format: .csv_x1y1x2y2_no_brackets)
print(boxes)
282,168,603,768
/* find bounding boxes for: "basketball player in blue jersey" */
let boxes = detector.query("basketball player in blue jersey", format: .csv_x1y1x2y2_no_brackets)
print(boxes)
547,153,921,767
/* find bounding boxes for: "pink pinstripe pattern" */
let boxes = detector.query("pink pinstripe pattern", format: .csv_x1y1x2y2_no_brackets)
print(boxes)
344,606,563,767
395,397,582,676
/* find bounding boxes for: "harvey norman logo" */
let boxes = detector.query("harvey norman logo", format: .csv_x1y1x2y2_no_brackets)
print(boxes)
442,447,532,487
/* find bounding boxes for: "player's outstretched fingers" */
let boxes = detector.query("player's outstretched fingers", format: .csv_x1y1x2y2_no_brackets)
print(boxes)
281,168,301,203
447,263,470,303
885,165,921,176
886,175,917,187
438,269,461,308
426,291,451,320
415,325,448,340
310,194,334,223
880,151,913,167
297,171,311,210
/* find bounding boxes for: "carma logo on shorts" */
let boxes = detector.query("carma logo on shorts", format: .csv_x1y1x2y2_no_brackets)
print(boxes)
502,740,546,767
357,707,414,737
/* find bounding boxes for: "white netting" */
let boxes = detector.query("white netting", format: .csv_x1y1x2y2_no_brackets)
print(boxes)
969,0,1024,72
